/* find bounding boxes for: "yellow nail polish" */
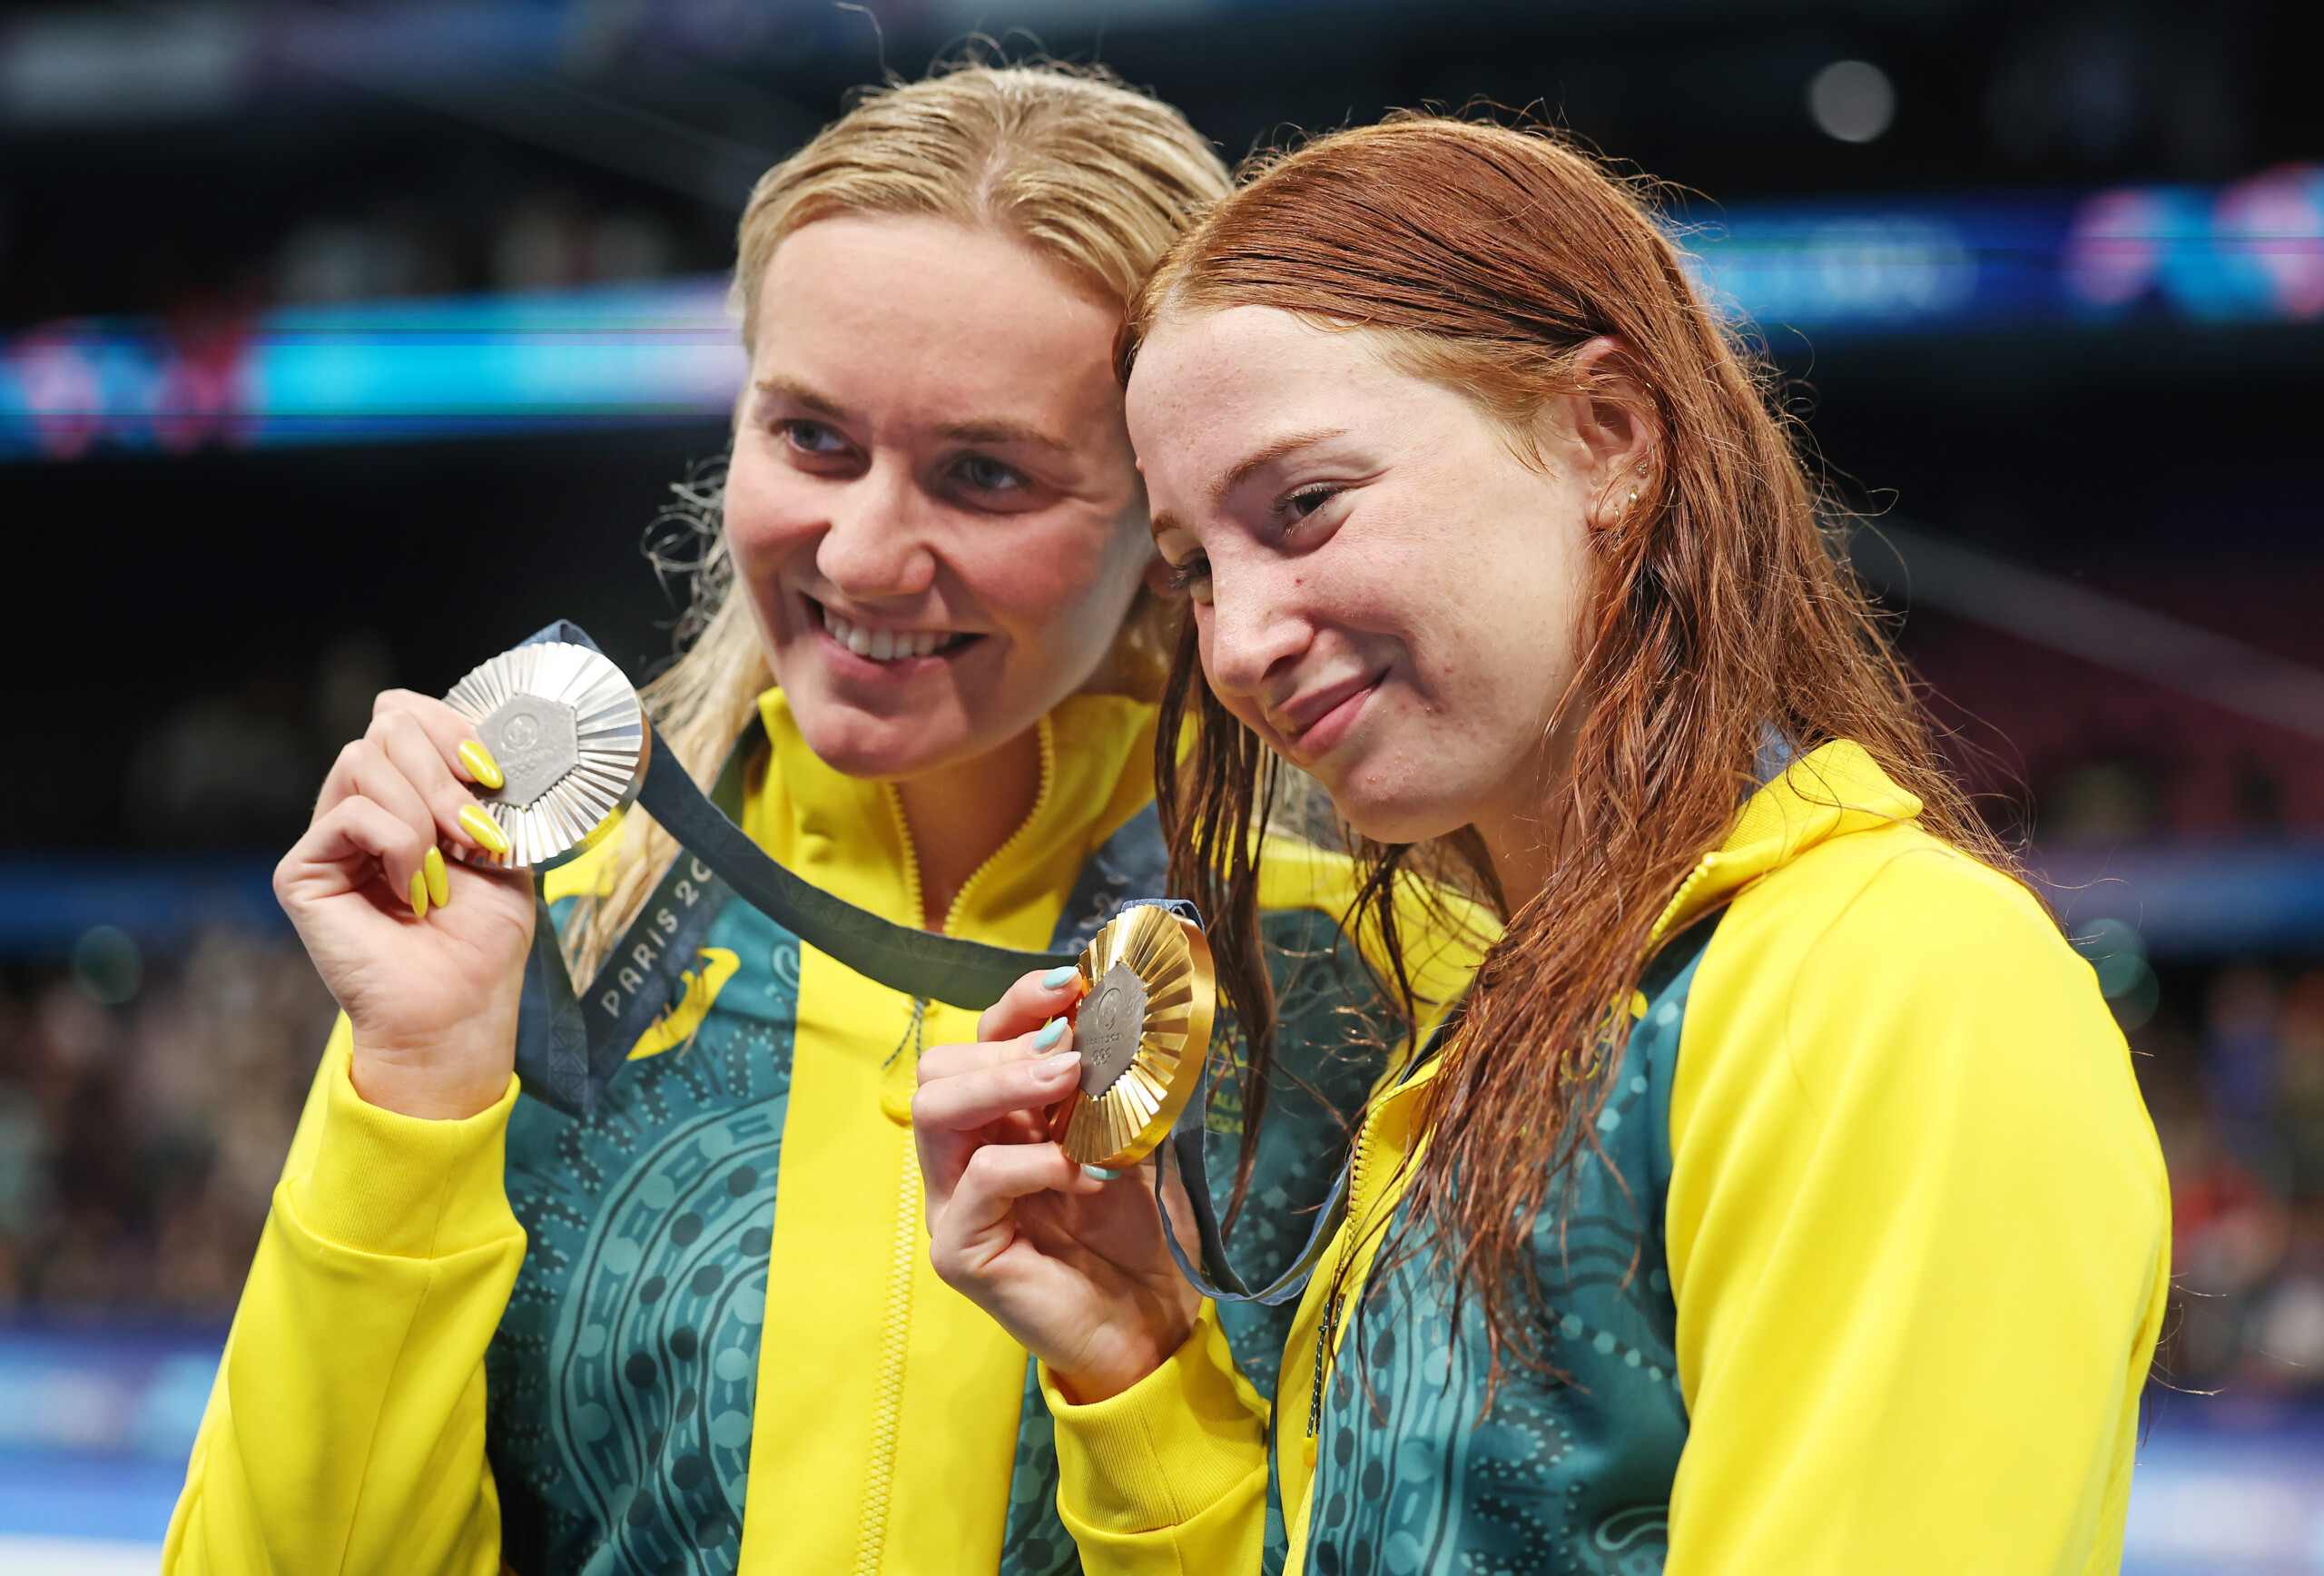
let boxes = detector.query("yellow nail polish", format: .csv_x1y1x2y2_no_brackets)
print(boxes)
424,846,450,909
458,803,512,856
408,868,429,921
458,739,505,791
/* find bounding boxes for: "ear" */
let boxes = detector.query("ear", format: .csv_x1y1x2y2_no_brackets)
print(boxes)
1571,336,1659,467
1568,336,1661,517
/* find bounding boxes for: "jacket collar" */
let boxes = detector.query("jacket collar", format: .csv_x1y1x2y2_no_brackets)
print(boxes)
748,689,1160,949
1651,738,1925,943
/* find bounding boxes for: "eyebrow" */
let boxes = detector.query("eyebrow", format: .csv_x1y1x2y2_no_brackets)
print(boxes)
1216,427,1350,500
936,418,1075,454
752,375,846,416
753,377,1073,455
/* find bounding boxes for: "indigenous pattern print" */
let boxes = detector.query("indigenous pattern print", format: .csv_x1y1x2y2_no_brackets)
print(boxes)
488,896,799,1574
1290,918,1718,1576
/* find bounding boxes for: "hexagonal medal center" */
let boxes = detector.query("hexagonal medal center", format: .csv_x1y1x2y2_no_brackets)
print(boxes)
478,694,579,808
1078,959,1147,1098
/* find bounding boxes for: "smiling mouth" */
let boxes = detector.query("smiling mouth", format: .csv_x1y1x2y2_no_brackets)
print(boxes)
810,596,979,664
1272,670,1387,757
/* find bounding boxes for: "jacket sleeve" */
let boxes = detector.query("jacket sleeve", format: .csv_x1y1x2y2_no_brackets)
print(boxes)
163,1016,527,1575
1664,843,2171,1576
1043,1301,1272,1575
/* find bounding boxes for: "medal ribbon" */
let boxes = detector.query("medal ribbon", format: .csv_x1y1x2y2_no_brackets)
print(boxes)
507,621,1078,1117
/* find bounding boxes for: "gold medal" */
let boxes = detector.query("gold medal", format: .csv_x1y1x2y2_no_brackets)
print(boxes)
1049,904,1216,1169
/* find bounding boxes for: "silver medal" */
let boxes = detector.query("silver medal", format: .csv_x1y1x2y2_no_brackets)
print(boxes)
443,642,649,870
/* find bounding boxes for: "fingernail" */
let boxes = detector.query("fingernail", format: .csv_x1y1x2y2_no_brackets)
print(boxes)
1031,1018,1067,1050
423,846,451,909
458,803,511,856
458,739,505,791
408,868,429,921
1041,965,1079,990
1042,1049,1081,1074
1083,1165,1123,1182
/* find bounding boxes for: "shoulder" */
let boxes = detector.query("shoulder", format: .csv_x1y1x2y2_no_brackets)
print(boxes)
1679,819,2149,1174
1713,819,2069,1002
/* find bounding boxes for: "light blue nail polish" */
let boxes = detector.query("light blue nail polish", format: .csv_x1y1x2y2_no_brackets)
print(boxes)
1041,965,1079,990
1083,1166,1123,1182
1032,1018,1066,1050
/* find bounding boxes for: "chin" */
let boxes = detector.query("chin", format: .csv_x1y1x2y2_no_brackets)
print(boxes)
1317,773,1477,849
787,685,969,783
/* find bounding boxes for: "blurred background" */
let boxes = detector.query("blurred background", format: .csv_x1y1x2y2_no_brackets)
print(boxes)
0,0,2319,1570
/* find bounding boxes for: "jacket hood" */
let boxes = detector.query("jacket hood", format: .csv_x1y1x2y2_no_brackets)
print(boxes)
1652,739,1925,944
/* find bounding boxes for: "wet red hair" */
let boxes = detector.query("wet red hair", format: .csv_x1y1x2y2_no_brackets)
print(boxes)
1127,115,2015,1377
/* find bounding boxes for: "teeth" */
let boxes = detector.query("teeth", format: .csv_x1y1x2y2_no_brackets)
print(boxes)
822,606,960,664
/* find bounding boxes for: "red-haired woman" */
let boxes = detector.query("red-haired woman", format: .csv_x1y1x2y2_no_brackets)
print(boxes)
913,117,2169,1575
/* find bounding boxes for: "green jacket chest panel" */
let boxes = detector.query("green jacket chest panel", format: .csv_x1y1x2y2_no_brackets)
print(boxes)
1293,916,1717,1576
488,894,801,1575
485,831,1394,1576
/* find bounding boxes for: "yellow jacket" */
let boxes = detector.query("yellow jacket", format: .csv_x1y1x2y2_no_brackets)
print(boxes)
1043,741,2171,1576
164,690,1486,1576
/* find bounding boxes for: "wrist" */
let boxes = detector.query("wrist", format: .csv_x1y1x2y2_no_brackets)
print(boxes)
1052,1305,1200,1405
350,1033,516,1120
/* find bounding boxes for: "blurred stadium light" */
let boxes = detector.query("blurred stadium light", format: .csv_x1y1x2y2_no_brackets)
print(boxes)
0,279,744,458
4,166,2320,460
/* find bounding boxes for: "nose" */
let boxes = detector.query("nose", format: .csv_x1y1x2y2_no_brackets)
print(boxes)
814,463,939,603
1201,556,1311,706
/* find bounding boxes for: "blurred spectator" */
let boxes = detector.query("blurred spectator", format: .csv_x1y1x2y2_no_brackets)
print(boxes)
277,210,458,305
491,195,676,291
127,630,392,847
0,926,333,1312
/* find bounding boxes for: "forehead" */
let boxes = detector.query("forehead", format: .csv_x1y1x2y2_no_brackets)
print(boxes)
1128,306,1364,405
1126,308,1429,485
753,214,1124,419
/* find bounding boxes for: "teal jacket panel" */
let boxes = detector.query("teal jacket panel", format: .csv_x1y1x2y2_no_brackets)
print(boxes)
1291,917,1717,1576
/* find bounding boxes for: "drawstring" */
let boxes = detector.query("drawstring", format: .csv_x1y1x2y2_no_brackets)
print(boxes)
882,997,930,1070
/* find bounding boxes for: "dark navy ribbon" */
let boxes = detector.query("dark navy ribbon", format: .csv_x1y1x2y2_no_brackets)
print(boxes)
507,620,1078,1117
1157,1003,1464,1307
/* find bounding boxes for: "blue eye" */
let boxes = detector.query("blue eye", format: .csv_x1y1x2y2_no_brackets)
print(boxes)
959,454,1026,493
783,420,848,455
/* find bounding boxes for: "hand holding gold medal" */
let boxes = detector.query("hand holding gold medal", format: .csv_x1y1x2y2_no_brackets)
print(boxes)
1047,903,1216,1170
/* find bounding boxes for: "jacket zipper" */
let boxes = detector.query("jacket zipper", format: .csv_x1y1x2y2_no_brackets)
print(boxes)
852,720,1056,1571
852,1141,923,1574
1311,1098,1383,1437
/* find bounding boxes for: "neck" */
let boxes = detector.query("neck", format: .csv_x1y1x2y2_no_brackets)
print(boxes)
892,723,1044,931
1469,726,1576,917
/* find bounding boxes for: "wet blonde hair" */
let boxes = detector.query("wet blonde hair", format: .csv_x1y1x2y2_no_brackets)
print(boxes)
567,63,1231,978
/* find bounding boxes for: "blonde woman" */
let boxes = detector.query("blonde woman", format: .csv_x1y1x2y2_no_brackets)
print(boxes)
166,66,1484,1576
